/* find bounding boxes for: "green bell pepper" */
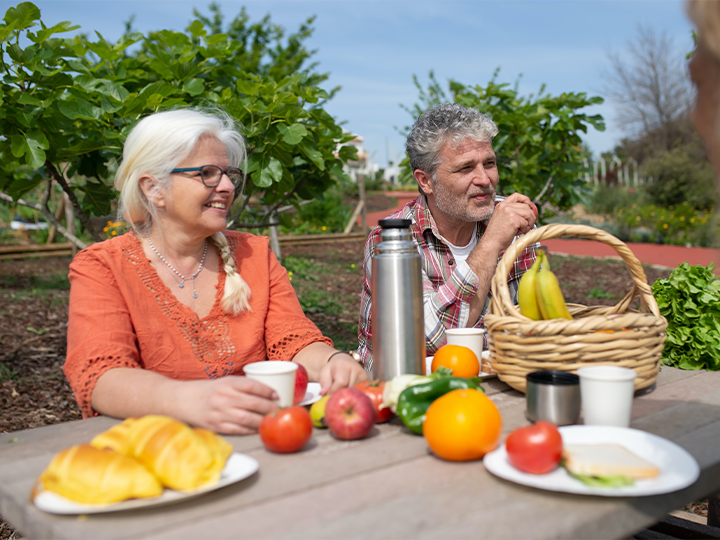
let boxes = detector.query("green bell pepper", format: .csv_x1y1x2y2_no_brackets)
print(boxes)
396,375,484,435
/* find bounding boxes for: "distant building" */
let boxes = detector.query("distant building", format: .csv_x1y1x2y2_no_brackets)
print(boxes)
338,133,379,182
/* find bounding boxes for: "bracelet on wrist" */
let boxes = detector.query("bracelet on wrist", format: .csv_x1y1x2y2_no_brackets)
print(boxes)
327,350,363,366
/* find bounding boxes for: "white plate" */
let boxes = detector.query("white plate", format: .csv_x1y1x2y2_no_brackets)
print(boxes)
483,425,699,497
33,452,259,514
425,352,497,378
299,382,322,406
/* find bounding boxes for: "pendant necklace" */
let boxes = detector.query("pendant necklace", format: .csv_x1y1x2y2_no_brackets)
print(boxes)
146,233,208,299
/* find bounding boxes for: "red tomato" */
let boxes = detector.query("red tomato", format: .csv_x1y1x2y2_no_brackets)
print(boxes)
355,380,393,424
259,406,313,454
505,421,563,474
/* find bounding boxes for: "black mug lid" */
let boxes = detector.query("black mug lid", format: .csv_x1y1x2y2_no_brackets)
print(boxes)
527,370,579,385
379,218,411,229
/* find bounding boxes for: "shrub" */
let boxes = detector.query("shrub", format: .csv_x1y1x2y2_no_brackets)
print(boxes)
642,144,717,210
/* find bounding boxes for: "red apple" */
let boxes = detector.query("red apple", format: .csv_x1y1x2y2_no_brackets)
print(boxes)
293,363,308,404
325,388,377,440
529,202,539,220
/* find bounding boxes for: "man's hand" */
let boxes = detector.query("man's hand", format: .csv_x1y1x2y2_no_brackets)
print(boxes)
481,193,537,255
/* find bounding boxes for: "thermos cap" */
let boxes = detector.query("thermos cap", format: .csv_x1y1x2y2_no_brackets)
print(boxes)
379,218,411,229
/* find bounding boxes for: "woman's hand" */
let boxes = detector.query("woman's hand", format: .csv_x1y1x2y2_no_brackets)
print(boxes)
318,355,369,395
175,376,279,435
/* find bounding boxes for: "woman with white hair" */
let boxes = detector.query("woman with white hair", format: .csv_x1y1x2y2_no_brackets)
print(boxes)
64,109,367,435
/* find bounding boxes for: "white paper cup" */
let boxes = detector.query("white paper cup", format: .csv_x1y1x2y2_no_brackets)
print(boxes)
243,361,298,407
578,365,637,427
445,328,486,371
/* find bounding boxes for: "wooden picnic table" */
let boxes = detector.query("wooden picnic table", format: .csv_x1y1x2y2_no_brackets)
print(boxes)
1,365,719,539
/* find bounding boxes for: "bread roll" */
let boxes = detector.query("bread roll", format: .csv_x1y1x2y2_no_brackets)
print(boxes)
37,444,162,504
90,418,138,454
127,415,229,490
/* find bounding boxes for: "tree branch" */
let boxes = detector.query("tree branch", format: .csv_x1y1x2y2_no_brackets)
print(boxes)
534,175,553,204
262,173,309,220
0,191,88,249
44,161,102,242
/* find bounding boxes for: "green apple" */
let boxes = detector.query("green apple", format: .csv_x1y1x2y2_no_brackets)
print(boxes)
310,395,330,428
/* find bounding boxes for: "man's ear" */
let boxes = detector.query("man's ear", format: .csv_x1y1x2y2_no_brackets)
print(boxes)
139,175,165,208
414,169,434,196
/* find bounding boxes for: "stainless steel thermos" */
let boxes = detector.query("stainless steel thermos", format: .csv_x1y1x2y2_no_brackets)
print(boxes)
370,218,425,380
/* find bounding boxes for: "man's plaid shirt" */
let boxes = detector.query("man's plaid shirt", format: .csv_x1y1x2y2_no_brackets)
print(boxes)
357,194,538,369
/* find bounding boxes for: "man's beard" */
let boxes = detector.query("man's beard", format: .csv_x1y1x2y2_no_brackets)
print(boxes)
433,181,496,223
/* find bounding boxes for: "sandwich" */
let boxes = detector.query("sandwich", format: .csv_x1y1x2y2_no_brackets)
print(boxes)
562,443,660,487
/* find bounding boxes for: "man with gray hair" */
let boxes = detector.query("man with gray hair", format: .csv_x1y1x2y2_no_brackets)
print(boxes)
357,103,538,369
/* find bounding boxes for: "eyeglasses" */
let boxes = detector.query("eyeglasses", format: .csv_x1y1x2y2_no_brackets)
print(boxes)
170,165,243,188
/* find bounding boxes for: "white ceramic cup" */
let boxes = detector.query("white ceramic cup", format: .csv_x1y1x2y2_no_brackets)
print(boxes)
445,328,485,370
243,361,298,407
577,365,638,427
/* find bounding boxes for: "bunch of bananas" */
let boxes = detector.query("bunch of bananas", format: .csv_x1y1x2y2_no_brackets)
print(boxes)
518,250,573,320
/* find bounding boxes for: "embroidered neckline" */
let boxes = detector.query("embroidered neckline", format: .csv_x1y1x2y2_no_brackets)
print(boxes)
121,231,237,378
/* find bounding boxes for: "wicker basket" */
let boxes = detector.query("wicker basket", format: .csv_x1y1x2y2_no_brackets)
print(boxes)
484,224,668,393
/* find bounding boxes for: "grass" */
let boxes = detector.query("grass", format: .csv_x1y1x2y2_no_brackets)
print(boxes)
0,362,20,383
586,288,618,299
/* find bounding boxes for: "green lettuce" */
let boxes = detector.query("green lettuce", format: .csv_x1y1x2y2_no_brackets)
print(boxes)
567,470,634,488
651,262,720,371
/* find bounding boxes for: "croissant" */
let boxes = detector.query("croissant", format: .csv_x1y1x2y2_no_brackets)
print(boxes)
89,418,138,454
127,415,230,491
37,444,162,504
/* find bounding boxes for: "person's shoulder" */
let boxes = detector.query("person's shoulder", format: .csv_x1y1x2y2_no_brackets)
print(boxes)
222,230,271,256
72,233,134,264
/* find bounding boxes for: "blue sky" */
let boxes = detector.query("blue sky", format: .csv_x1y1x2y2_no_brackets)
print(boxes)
29,0,694,167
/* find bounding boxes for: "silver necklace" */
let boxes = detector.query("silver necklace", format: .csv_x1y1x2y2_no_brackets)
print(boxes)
146,233,208,299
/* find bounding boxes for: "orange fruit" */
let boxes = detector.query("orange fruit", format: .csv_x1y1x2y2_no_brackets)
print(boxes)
423,388,502,462
430,344,480,378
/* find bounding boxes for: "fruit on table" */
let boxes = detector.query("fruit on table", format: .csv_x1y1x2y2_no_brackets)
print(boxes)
431,344,480,378
423,389,502,462
325,388,377,440
518,251,543,320
535,251,573,320
259,406,313,453
310,395,330,428
506,421,563,474
293,362,309,404
36,444,163,504
397,374,484,435
355,380,393,424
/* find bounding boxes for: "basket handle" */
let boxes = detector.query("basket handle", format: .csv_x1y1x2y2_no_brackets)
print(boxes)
490,223,661,319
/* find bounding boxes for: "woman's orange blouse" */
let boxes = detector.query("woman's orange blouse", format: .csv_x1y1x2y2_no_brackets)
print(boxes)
64,230,331,418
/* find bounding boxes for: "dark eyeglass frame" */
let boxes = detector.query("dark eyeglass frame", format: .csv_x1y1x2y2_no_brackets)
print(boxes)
170,165,244,188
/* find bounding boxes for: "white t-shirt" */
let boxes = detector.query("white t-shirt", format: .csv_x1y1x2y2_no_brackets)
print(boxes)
442,233,478,267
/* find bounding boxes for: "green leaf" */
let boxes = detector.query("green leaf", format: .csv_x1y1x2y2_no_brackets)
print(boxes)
187,20,206,38
79,180,114,215
10,135,27,158
58,98,102,121
25,131,48,168
27,20,79,43
567,470,634,488
6,43,26,62
4,2,40,30
298,140,325,171
277,122,308,145
183,78,205,96
258,157,283,188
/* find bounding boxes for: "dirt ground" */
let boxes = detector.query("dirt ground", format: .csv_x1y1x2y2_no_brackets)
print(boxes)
0,241,703,537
